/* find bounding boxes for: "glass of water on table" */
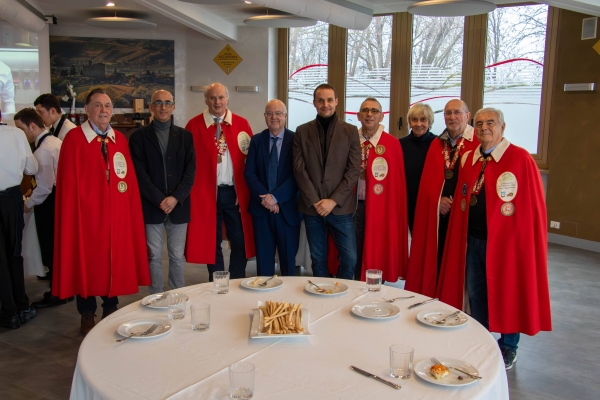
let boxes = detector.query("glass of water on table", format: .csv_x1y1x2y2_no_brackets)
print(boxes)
168,293,186,320
229,361,255,399
214,271,230,294
366,269,383,292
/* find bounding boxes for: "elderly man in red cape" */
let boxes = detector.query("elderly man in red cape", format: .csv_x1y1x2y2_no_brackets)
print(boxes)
405,100,479,296
53,88,150,334
437,107,551,370
185,83,255,280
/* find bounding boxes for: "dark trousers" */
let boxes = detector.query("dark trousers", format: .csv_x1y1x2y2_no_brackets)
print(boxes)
252,212,299,277
76,295,119,315
437,213,450,276
34,187,55,272
0,191,29,316
208,185,247,281
353,200,366,281
466,235,520,351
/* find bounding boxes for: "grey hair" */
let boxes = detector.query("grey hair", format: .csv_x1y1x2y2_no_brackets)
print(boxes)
474,107,505,126
204,83,229,99
360,97,382,111
407,103,434,127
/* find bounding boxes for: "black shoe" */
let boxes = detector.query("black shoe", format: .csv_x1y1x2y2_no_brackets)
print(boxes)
18,307,37,324
0,314,21,329
501,348,517,370
32,292,72,309
37,275,50,281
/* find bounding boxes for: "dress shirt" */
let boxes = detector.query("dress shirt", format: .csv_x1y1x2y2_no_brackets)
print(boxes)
357,125,384,201
269,129,284,158
213,112,234,186
0,124,38,190
25,131,61,209
0,61,15,114
52,114,77,141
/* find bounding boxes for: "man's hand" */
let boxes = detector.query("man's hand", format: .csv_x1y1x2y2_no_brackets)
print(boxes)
439,196,453,216
269,204,280,214
260,194,277,209
314,199,337,217
24,189,32,198
24,204,32,213
160,196,178,214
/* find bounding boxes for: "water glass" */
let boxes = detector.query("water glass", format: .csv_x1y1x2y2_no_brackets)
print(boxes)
390,344,414,379
229,361,255,399
214,271,230,294
366,269,383,292
191,303,210,331
168,293,186,320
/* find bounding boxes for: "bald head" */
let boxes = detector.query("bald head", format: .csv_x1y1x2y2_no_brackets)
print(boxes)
149,89,175,122
204,83,229,117
444,99,471,138
151,89,173,103
264,99,287,135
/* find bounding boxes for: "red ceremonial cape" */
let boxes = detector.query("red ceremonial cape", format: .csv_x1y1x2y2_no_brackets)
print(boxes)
328,129,408,282
405,127,479,297
436,139,552,335
52,124,150,299
185,109,255,263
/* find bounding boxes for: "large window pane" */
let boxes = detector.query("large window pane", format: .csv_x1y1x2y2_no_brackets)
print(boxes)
483,5,548,153
345,15,392,131
288,22,329,131
410,16,464,135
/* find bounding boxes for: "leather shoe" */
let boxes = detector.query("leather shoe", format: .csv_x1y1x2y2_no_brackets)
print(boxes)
80,312,96,334
0,314,21,329
32,292,73,309
101,307,118,319
18,307,37,324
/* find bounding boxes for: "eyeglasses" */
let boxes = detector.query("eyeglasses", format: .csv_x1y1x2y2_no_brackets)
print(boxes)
265,111,286,117
152,100,174,107
360,108,381,114
444,110,464,116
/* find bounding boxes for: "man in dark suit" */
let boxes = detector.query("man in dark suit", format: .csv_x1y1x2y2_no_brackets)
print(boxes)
245,100,301,276
129,90,196,294
293,84,361,279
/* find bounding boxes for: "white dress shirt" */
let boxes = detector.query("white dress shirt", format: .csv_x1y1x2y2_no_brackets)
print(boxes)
213,111,235,186
25,131,61,208
53,115,77,141
0,61,15,114
0,124,38,190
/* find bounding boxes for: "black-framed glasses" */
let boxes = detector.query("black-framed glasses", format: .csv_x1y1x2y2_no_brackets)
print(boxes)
360,108,381,114
152,100,174,107
265,111,286,117
444,110,464,116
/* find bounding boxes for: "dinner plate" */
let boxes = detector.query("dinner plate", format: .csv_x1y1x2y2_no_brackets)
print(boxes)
117,318,172,339
141,293,189,309
350,302,400,319
250,302,312,338
304,281,349,295
414,357,481,387
416,309,469,328
240,277,283,290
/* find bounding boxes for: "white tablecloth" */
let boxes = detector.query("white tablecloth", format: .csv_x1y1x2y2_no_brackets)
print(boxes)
70,277,508,400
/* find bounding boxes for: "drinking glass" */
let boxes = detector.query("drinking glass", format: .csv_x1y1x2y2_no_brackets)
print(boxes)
390,344,414,379
191,303,210,331
229,361,255,399
366,269,383,292
168,293,186,320
214,271,230,294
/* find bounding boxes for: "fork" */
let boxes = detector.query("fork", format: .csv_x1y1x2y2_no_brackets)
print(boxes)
146,292,169,306
432,310,461,325
258,274,277,287
430,357,482,380
116,324,158,342
307,280,326,293
381,295,415,302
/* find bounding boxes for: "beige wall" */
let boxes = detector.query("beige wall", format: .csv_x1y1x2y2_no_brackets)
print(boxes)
546,9,600,242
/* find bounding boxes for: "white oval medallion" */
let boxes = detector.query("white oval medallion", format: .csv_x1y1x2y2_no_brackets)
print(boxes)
113,152,127,179
371,157,388,181
237,131,251,155
496,171,518,202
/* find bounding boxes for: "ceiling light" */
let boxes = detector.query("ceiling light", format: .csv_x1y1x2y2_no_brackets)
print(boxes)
244,1,252,3
106,2,115,6
85,17,157,29
407,0,496,17
244,15,317,28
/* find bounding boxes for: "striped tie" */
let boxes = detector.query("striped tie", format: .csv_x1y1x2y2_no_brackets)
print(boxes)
268,136,279,192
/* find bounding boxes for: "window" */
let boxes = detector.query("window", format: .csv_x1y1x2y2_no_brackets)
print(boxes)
410,16,464,135
345,15,393,131
288,22,329,131
483,4,548,153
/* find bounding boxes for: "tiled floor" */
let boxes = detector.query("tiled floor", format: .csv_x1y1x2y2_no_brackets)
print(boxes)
1,243,598,399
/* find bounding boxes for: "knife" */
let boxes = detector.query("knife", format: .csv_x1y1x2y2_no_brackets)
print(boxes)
408,298,439,309
350,366,401,390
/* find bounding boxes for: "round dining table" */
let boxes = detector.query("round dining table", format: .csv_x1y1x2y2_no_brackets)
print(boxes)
70,277,508,399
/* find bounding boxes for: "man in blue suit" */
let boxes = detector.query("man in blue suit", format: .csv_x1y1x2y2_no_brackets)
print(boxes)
244,99,301,276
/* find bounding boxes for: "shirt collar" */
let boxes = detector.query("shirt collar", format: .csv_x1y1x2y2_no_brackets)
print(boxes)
52,114,64,129
269,128,285,140
439,125,474,145
358,124,384,146
472,138,510,166
203,108,232,128
34,129,49,146
82,121,116,144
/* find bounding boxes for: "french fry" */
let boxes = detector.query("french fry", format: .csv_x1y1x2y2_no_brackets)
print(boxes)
259,301,305,335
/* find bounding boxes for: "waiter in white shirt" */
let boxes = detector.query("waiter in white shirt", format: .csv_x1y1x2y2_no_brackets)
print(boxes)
0,110,38,329
34,94,76,141
0,61,15,114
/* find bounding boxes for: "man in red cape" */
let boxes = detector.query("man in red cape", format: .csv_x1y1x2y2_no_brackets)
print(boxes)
437,107,551,370
53,88,150,334
185,83,255,280
405,100,479,296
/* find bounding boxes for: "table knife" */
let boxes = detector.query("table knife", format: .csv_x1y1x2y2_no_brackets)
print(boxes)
408,298,439,309
350,366,401,390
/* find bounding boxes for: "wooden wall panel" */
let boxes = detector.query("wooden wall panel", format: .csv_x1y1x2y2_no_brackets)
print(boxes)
389,12,412,138
328,25,348,119
461,14,487,115
277,28,289,107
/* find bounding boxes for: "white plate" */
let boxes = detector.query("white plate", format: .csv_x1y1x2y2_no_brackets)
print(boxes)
141,293,189,309
304,281,349,295
240,277,283,290
250,303,312,338
117,318,172,339
416,309,469,328
414,357,481,386
351,302,400,319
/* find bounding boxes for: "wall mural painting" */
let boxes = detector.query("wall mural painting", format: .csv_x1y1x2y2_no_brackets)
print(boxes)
49,36,174,109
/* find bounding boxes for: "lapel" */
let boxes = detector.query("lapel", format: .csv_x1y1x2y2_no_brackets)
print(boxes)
147,123,162,154
326,117,341,160
261,130,270,175
165,122,179,158
278,129,293,179
307,120,323,165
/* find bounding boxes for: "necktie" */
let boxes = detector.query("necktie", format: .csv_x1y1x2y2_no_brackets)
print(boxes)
49,126,55,136
98,134,108,163
268,136,279,192
214,117,221,141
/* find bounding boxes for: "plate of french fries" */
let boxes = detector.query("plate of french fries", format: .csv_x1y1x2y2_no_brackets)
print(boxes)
250,300,312,338
241,276,283,290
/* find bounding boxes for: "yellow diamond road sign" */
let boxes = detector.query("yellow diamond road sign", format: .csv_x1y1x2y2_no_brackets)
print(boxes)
214,44,243,76
594,40,600,56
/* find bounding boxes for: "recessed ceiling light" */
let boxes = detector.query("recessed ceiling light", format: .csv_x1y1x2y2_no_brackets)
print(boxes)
106,2,115,6
244,1,252,3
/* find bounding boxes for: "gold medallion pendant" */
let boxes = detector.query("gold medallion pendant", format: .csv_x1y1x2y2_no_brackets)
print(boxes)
375,145,385,155
444,170,453,180
217,154,222,164
470,195,477,206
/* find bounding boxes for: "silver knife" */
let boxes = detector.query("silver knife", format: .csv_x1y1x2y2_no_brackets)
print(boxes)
408,298,439,309
350,366,401,390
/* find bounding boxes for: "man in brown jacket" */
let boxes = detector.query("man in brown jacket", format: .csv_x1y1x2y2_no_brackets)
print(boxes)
293,84,361,279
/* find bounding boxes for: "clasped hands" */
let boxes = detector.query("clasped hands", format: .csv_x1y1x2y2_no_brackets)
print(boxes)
439,196,453,216
313,198,336,217
160,196,178,214
260,194,279,213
